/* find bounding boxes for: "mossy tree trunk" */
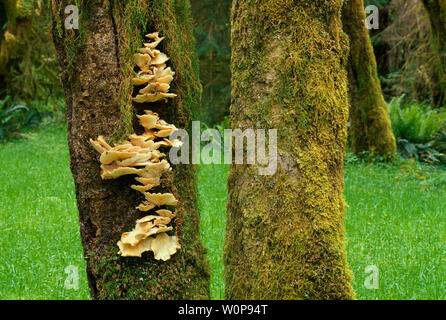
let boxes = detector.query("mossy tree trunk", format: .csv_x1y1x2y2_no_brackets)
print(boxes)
51,0,209,299
0,0,33,94
342,0,396,156
224,0,355,300
422,0,446,109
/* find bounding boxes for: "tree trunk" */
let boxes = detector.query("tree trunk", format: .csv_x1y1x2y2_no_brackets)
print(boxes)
189,0,231,125
224,0,355,300
422,0,446,109
0,0,34,94
51,0,209,300
342,0,396,156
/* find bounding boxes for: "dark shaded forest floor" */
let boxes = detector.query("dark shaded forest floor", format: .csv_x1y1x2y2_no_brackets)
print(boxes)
0,125,444,299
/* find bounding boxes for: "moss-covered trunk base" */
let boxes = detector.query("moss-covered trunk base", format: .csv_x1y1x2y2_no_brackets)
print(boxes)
51,0,209,299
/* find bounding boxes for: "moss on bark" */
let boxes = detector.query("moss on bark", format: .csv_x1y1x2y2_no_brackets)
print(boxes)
51,0,209,300
224,0,355,300
342,0,396,156
422,0,446,108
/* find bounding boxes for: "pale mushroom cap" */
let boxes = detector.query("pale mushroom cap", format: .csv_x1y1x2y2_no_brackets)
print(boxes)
139,159,171,177
133,92,177,103
134,53,152,69
116,153,152,167
120,225,172,247
118,237,153,257
144,192,178,207
137,113,159,130
100,150,138,165
136,203,156,212
132,75,155,86
100,164,142,180
155,126,177,138
90,138,106,154
150,233,181,261
156,209,176,219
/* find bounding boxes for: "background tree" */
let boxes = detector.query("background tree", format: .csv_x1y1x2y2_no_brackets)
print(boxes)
51,0,209,299
1,0,62,110
366,0,438,106
190,0,231,125
364,0,393,82
1,0,34,96
421,0,446,108
343,0,396,156
224,0,355,299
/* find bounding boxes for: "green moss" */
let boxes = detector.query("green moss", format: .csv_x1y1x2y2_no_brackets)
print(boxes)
88,232,209,300
224,0,355,299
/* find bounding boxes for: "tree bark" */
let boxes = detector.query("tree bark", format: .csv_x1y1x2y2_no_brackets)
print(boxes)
342,0,396,156
224,0,355,300
422,0,446,108
51,0,209,300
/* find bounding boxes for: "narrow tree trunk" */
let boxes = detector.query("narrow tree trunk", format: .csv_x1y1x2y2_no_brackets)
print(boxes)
224,0,355,300
342,0,396,156
422,0,446,109
51,0,209,300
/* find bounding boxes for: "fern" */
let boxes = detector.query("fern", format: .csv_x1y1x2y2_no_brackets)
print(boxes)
388,96,446,144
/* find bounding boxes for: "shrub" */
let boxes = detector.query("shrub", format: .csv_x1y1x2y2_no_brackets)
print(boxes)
388,96,446,164
0,95,41,141
388,96,446,143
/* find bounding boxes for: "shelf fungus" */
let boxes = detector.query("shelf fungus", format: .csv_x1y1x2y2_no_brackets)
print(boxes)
132,32,177,104
90,32,182,261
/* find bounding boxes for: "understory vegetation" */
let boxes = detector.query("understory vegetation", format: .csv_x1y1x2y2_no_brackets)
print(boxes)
0,126,444,300
388,96,446,164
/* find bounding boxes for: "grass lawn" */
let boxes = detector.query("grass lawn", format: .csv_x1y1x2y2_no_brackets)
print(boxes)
0,126,444,299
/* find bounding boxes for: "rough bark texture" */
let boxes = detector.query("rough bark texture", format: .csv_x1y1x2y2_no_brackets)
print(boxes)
51,0,209,300
422,0,446,108
342,0,396,156
224,0,355,300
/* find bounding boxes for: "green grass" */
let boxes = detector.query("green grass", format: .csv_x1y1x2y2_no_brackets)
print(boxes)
0,125,90,299
197,163,229,300
344,160,446,299
0,126,444,299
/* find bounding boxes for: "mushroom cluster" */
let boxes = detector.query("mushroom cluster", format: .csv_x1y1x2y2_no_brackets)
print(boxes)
89,32,181,261
132,32,177,104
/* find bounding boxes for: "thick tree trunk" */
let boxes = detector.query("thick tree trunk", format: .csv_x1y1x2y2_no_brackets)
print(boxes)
224,0,355,300
342,0,396,156
422,0,446,108
51,0,209,299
